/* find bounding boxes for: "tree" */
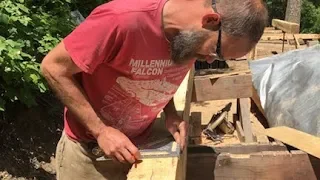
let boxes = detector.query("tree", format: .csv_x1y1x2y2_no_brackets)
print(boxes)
285,0,302,24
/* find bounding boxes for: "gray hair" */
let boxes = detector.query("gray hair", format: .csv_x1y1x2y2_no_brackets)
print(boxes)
211,0,269,43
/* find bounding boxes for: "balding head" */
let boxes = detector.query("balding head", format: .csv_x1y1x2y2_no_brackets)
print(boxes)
211,0,269,43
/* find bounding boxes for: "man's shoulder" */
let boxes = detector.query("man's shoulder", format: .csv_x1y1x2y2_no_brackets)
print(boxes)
86,0,164,33
94,0,162,17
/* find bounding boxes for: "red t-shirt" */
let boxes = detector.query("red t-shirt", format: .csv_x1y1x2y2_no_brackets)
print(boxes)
63,0,194,143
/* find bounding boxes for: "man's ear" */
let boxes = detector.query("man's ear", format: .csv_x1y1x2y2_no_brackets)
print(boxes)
202,13,221,31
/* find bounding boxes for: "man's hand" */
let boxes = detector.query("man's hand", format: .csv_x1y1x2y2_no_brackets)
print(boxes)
165,113,188,150
96,126,141,164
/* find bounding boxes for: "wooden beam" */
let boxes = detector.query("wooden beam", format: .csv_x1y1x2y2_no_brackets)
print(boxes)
127,158,180,179
187,150,316,180
214,151,316,180
272,19,300,34
177,66,195,180
236,121,245,142
293,34,301,49
127,68,195,180
127,115,180,180
192,73,252,102
263,126,320,159
189,112,202,145
264,29,283,34
188,142,287,154
238,98,254,143
261,33,320,41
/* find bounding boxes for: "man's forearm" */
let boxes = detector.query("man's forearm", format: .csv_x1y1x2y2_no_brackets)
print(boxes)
43,71,105,138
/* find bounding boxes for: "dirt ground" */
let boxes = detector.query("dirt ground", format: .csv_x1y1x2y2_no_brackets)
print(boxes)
0,94,63,180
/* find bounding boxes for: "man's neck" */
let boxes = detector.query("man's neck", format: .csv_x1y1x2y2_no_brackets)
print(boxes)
162,0,211,42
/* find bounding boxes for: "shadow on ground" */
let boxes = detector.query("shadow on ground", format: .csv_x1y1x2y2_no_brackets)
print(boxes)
0,94,64,180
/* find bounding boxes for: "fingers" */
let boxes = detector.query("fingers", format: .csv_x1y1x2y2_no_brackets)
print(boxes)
178,122,187,150
114,152,125,163
120,148,136,164
172,131,181,145
126,141,141,160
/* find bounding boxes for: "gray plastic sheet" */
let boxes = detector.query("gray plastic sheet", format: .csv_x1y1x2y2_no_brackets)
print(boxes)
249,45,320,137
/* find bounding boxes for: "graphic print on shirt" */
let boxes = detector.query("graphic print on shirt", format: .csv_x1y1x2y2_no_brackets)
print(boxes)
99,59,190,137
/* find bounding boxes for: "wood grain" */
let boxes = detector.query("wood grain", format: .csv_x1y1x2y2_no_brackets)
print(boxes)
192,74,252,102
272,19,300,33
214,151,316,180
239,98,254,143
263,126,320,159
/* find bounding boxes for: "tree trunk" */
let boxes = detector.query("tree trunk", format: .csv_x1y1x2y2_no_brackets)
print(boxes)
285,0,302,25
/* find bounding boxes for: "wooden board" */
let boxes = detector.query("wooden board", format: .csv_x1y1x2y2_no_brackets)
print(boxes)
192,74,252,102
214,151,316,180
263,29,283,34
263,126,320,159
272,19,300,34
176,66,195,180
127,68,194,180
189,112,202,145
187,151,317,180
261,33,320,41
238,98,254,143
188,142,287,154
127,158,179,179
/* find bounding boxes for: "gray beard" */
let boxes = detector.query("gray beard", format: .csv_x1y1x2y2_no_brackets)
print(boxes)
169,30,210,65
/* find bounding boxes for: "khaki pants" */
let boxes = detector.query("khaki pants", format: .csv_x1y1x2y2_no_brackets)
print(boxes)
55,132,132,180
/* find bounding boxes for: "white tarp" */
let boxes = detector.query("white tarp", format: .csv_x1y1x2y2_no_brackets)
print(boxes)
249,45,320,137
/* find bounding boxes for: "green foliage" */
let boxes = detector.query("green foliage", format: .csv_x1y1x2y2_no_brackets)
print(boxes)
265,0,320,33
265,0,287,25
0,0,77,111
301,0,320,33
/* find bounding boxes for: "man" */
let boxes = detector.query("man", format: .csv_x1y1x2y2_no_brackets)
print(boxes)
41,0,268,179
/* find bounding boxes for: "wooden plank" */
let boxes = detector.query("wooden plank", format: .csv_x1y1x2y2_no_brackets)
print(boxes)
235,121,245,142
293,34,301,49
214,151,317,180
307,40,319,47
192,74,252,102
263,126,320,159
127,115,179,179
272,19,300,33
296,34,320,39
264,29,283,34
238,98,254,143
127,158,179,179
188,142,287,154
265,27,276,30
128,68,194,180
189,112,202,145
187,150,316,180
177,66,195,180
261,33,320,41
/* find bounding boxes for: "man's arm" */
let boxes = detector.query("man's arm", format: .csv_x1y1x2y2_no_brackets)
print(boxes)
163,98,187,150
41,42,103,137
41,42,140,163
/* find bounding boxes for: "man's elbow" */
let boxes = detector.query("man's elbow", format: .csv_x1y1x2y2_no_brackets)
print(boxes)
40,55,53,80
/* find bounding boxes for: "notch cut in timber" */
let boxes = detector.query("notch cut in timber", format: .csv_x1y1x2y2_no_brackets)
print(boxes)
187,150,317,180
192,72,252,102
